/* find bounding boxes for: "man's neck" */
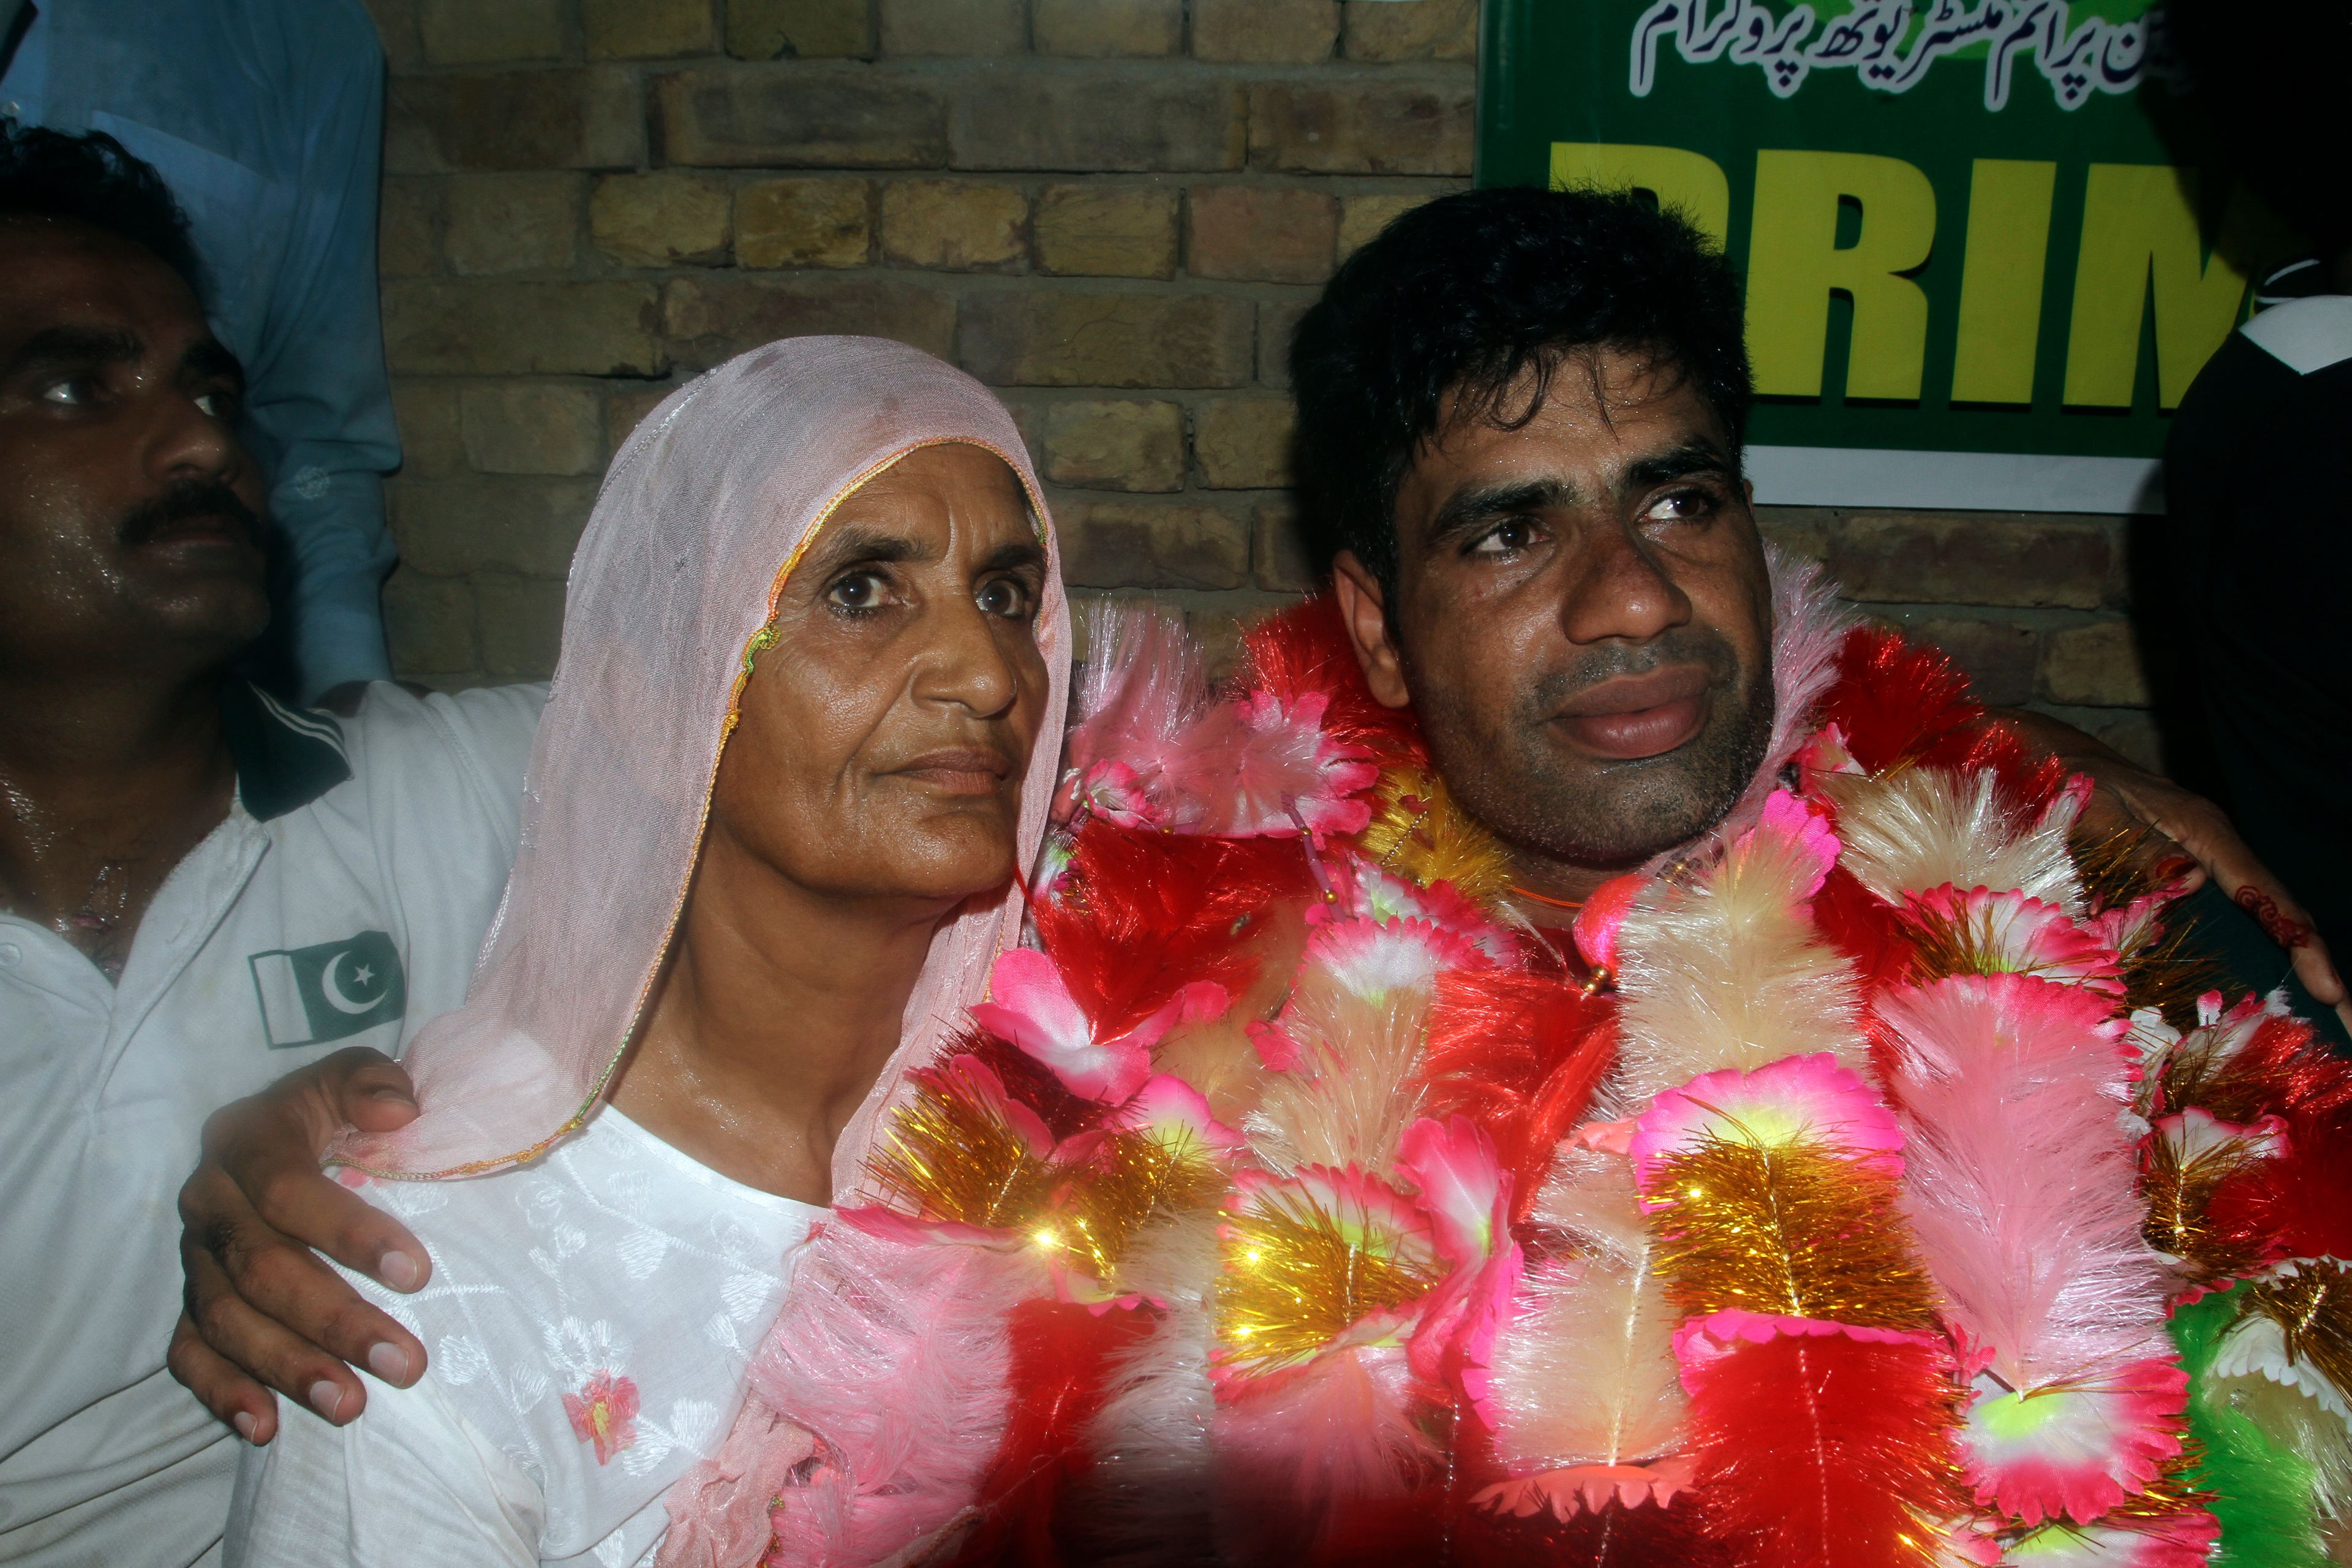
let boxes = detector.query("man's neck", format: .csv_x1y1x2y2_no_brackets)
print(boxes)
0,664,238,972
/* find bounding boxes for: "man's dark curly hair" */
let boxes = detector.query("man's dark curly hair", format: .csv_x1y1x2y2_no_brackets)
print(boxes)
0,119,202,292
1290,186,1751,594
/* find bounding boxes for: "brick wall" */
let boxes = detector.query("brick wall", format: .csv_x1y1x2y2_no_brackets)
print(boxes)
359,0,2169,769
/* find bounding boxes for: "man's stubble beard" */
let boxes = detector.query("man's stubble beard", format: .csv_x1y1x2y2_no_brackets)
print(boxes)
1407,628,1777,872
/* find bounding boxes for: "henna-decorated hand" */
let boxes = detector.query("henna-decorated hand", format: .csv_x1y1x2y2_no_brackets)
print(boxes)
1991,708,2349,1038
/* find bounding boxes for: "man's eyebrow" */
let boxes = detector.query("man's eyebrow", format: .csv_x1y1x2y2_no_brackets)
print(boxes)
1,325,141,383
1425,477,1579,548
181,338,246,391
1621,438,1741,492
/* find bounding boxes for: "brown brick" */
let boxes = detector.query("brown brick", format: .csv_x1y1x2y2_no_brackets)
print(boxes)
1756,507,1834,564
1033,184,1178,278
591,173,733,266
656,67,948,167
379,176,442,279
2041,620,2150,707
476,574,572,679
736,178,872,268
586,0,716,58
1195,396,1298,489
881,180,1027,270
390,380,466,476
727,0,874,58
442,173,581,276
1248,82,1474,175
1041,399,1185,491
662,275,956,367
384,281,666,375
879,0,1025,55
1256,298,1309,387
1187,186,1336,284
606,380,683,451
1338,191,1427,258
359,0,424,71
1828,513,2113,610
392,70,645,172
1193,0,1338,64
416,0,562,64
1343,0,1478,61
382,566,475,675
459,382,607,476
1033,0,1182,56
961,290,1255,388
390,476,600,576
2087,709,2161,771
1906,617,2041,707
951,71,1245,172
1063,501,1250,589
1253,499,1318,591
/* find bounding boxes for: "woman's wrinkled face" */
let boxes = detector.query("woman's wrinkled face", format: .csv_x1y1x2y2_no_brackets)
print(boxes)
712,442,1051,908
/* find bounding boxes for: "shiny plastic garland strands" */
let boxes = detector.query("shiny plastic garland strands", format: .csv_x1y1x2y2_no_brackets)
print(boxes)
2094,1440,2218,1528
1644,1134,1942,1330
1354,767,1516,902
1042,1128,1231,1289
2172,1286,2332,1566
2140,1128,2280,1291
2236,1261,2352,1404
867,1065,1058,1229
1215,1185,1444,1379
1898,900,2110,990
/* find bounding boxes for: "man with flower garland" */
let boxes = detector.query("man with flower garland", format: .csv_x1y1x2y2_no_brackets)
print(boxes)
170,189,2352,1565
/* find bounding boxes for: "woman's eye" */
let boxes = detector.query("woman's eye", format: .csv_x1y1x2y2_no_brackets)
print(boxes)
825,570,893,611
1469,518,1540,556
976,577,1033,619
194,390,235,419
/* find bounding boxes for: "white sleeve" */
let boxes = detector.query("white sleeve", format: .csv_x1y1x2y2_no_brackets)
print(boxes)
225,1376,545,1568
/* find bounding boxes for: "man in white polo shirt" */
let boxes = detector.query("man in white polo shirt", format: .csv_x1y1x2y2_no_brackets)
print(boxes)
0,124,538,1567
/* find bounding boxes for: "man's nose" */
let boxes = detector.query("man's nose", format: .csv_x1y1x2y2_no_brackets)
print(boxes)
1558,519,1693,645
146,388,247,489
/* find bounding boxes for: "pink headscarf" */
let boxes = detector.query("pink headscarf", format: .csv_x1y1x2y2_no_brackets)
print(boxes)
336,336,1070,1188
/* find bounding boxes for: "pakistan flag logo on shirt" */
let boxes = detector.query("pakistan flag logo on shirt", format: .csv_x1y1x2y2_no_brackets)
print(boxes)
249,931,407,1049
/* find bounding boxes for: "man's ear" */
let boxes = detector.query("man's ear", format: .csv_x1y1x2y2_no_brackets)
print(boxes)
1330,551,1412,710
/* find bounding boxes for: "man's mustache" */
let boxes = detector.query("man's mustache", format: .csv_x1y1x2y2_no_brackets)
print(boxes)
1520,625,1742,721
118,480,264,551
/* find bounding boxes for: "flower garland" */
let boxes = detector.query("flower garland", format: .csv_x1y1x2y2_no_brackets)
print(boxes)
677,568,2352,1568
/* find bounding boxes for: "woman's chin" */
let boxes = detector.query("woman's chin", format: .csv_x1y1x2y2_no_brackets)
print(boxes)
861,819,1020,905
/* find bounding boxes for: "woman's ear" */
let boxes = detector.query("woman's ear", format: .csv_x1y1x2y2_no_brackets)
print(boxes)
1330,551,1411,710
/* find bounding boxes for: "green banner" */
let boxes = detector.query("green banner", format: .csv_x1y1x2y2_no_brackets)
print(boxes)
1476,0,2296,511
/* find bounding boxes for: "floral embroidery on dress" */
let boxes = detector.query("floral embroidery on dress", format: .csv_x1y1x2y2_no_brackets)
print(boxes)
564,1370,640,1464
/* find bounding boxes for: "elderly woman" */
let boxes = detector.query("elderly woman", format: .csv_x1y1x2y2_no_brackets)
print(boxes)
224,337,1069,1566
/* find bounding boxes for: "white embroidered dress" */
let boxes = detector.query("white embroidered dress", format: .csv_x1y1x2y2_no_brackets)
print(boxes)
227,1107,821,1567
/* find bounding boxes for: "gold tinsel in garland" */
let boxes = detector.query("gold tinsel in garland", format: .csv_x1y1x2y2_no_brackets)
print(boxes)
1036,1126,1233,1291
1215,1174,1445,1378
1899,899,2116,989
1644,1133,1942,1331
866,1063,1058,1231
2140,1123,2279,1289
2234,1260,2352,1409
2100,1438,2218,1525
2068,821,2221,1030
1354,767,1515,902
